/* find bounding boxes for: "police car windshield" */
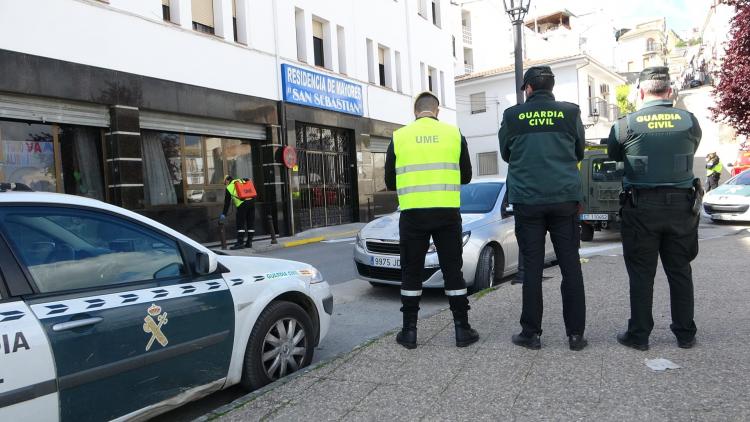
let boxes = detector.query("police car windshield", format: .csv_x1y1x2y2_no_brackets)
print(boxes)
460,183,504,214
728,171,750,186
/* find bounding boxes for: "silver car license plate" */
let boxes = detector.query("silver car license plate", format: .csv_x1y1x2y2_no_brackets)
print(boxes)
580,213,609,221
370,255,400,268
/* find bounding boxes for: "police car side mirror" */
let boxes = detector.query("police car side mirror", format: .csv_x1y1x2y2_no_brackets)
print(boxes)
195,251,218,275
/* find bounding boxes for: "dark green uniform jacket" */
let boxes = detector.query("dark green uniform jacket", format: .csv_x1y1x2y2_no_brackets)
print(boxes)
498,90,585,205
607,99,702,189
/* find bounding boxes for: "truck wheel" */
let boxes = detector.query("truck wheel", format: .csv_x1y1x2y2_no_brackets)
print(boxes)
580,224,594,242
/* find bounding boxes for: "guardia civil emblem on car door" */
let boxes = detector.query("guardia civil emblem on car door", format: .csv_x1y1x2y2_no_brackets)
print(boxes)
143,304,169,351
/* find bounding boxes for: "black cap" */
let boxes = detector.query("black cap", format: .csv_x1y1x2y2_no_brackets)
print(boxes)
638,67,670,87
521,66,555,89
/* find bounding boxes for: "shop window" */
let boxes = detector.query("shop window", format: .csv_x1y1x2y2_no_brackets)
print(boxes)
142,131,258,206
192,0,215,34
0,120,56,192
477,152,499,176
312,20,325,67
59,126,104,200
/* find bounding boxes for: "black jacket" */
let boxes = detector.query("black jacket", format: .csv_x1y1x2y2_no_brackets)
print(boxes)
498,90,585,205
384,118,472,192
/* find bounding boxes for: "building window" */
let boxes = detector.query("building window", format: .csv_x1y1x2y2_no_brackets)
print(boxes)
646,37,655,51
191,0,215,34
428,66,438,95
431,0,441,27
378,47,386,87
394,50,403,92
232,0,238,42
141,131,259,206
477,151,499,176
162,0,170,21
312,20,325,67
337,25,347,74
470,92,486,114
367,39,376,83
452,35,456,57
295,8,306,62
439,71,446,104
418,0,427,18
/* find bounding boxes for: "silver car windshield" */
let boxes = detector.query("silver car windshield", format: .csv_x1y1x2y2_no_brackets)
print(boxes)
727,171,750,185
460,183,504,214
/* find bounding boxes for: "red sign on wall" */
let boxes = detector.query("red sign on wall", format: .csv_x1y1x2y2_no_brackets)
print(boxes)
282,146,297,169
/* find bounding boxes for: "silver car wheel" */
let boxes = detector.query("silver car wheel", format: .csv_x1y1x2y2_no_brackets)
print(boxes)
262,317,307,380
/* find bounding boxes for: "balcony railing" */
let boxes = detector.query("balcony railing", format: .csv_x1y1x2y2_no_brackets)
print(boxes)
462,26,472,44
464,63,474,74
588,97,620,122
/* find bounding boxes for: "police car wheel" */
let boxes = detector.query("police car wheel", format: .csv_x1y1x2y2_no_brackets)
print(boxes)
241,301,315,391
580,224,594,242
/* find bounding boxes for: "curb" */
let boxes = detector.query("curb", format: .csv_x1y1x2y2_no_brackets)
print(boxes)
281,229,360,248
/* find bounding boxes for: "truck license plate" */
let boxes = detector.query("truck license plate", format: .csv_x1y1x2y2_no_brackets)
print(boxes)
580,213,609,221
370,255,400,268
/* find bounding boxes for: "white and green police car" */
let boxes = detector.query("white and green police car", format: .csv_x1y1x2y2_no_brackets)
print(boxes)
0,191,332,421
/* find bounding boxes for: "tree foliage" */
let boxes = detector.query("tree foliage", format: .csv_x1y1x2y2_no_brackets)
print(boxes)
616,85,635,115
712,0,750,136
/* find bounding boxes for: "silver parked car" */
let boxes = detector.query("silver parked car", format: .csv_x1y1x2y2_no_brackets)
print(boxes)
353,179,554,292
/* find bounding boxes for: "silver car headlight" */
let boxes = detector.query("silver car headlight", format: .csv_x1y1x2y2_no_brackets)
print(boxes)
356,232,366,250
427,231,470,253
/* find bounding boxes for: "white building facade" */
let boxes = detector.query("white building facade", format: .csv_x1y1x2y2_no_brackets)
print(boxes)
0,0,460,237
455,55,625,178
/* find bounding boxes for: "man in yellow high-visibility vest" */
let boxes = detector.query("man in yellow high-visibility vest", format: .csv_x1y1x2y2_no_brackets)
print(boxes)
384,91,478,349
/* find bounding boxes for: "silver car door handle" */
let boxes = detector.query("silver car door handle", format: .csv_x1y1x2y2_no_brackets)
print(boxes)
52,317,104,332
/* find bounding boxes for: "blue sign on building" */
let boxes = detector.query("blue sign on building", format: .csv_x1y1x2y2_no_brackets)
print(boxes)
281,64,364,116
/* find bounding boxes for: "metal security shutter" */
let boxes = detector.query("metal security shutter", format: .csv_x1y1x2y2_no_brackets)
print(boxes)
139,110,267,140
0,93,109,127
370,136,391,153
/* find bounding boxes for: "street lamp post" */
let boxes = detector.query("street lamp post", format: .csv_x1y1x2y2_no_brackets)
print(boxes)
503,0,531,105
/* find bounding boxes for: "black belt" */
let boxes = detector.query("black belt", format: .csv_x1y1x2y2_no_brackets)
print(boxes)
632,187,692,204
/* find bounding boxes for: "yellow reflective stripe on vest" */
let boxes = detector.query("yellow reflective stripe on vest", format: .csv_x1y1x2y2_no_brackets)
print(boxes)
395,162,460,175
397,184,461,195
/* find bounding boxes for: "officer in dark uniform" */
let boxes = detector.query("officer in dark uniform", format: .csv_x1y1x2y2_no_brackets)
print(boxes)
385,91,479,349
498,66,588,351
607,67,702,351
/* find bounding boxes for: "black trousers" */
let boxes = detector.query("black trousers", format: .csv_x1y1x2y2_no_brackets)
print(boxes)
621,188,699,344
514,201,586,337
235,200,256,244
399,208,470,319
706,174,720,192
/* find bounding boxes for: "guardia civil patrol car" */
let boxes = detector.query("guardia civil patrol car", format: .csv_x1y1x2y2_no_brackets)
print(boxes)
0,191,332,421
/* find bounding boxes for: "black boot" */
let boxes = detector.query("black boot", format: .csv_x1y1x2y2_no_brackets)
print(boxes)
231,233,245,250
454,319,479,347
396,314,417,349
245,240,252,248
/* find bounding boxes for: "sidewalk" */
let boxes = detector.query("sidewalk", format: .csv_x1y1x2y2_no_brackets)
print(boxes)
205,222,366,255
203,229,750,421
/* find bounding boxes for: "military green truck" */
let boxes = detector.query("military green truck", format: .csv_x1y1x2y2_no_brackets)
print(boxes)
579,144,623,241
